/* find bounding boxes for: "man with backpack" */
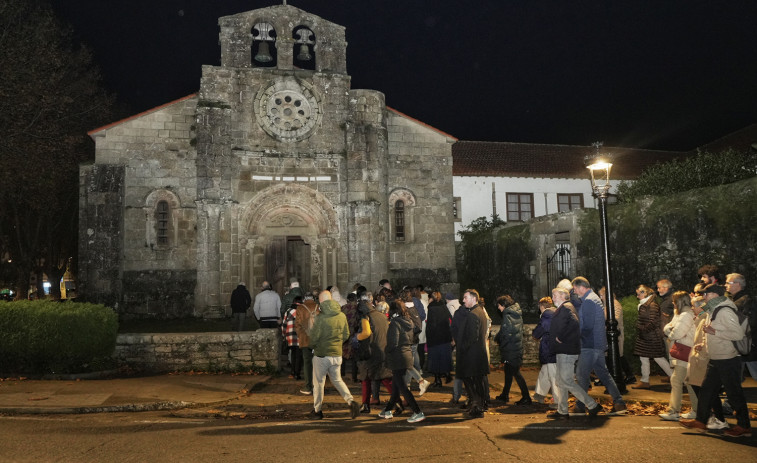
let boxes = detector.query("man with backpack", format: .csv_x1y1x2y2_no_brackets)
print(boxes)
295,293,318,395
680,284,752,437
725,273,757,378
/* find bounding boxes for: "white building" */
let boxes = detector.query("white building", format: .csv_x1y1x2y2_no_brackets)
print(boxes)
452,141,685,237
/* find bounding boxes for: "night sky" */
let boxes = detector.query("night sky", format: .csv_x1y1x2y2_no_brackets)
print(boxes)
51,0,757,151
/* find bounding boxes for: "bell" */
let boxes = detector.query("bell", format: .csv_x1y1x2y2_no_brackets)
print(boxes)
254,41,272,63
296,43,312,61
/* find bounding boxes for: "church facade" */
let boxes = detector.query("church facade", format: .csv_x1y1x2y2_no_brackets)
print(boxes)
79,4,458,318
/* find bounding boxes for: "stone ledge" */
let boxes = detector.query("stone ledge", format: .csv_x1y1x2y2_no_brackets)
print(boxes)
114,329,281,372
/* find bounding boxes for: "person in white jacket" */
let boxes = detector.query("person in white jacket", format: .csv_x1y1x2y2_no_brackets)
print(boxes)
659,291,698,421
680,284,752,437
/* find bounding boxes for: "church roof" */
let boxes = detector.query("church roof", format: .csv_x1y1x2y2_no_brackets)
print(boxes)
88,94,197,136
452,141,685,180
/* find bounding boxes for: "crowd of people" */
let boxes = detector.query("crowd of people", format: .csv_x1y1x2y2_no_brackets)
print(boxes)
229,265,754,436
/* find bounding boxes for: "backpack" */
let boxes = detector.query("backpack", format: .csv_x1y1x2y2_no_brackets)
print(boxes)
712,305,752,356
305,304,317,336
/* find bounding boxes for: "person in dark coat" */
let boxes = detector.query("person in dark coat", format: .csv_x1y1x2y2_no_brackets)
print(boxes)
494,295,531,405
531,296,557,404
378,301,426,423
425,291,453,387
456,289,490,419
341,292,359,382
725,273,757,376
633,284,672,389
450,297,469,405
355,290,392,413
230,282,252,331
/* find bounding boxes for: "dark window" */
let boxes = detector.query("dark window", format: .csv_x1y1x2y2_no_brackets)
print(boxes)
156,201,169,245
506,193,534,222
557,193,584,212
395,200,405,242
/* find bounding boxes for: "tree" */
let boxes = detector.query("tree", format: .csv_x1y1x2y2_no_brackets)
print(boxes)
0,0,113,299
616,148,757,203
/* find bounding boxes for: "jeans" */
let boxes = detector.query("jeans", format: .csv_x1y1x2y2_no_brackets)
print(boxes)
312,355,354,413
231,312,246,331
696,357,751,429
411,344,422,374
639,356,672,382
534,363,559,403
745,360,757,380
668,358,697,414
556,353,597,415
575,348,624,411
452,377,464,402
301,347,314,392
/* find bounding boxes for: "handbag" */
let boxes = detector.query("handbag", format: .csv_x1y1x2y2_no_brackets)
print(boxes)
669,341,691,361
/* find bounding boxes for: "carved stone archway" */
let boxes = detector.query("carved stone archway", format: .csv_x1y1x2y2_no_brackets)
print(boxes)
239,184,340,294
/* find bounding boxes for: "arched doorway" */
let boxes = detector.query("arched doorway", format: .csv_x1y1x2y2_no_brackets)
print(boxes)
240,184,339,295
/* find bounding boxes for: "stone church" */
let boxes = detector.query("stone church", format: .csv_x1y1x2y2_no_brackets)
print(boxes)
79,4,458,318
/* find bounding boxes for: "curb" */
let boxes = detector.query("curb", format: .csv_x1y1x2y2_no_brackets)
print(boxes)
0,376,272,416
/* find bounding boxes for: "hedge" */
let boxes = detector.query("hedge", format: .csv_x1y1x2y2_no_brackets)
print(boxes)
0,300,118,374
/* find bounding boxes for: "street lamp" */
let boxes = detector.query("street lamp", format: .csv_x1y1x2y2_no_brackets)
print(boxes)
587,143,627,393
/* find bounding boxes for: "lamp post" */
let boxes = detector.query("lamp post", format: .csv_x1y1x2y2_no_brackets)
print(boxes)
587,144,627,393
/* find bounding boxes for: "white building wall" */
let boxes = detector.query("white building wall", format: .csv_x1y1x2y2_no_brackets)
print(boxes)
453,175,622,237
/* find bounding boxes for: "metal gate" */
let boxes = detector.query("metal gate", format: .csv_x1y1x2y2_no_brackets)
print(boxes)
546,243,572,291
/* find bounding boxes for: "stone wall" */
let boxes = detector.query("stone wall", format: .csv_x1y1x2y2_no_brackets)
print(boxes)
112,326,539,373
489,324,540,366
114,329,280,372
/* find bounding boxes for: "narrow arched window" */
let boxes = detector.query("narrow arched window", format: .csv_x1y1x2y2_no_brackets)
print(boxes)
156,201,170,246
395,200,405,242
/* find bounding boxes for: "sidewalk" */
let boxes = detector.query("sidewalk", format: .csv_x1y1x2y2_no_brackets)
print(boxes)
0,367,755,417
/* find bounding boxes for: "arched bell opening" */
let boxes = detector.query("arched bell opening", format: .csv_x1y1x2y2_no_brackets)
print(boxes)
252,22,277,67
293,25,316,70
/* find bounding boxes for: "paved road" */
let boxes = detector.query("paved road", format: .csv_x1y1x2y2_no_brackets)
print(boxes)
0,409,754,462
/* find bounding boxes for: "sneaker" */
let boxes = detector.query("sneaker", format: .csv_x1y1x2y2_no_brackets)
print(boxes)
407,412,426,423
680,410,696,419
658,412,680,421
608,402,628,416
377,409,393,419
679,419,706,430
308,409,323,420
349,400,360,419
418,379,430,396
587,404,601,418
359,403,370,414
724,425,752,438
568,405,586,416
706,417,729,430
299,389,313,395
532,393,546,404
547,411,569,420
